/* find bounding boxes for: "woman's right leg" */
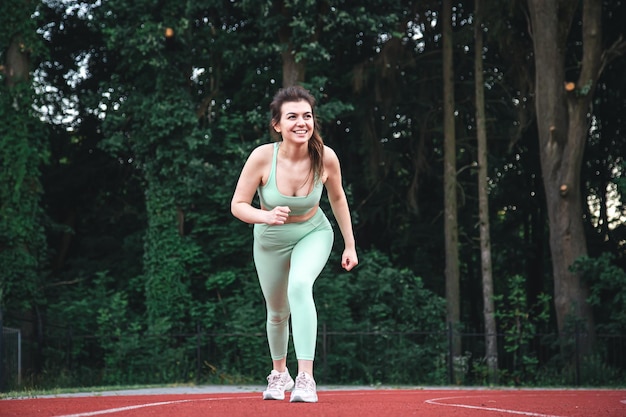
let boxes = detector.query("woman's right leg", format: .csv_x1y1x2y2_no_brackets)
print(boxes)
254,225,300,401
253,233,292,363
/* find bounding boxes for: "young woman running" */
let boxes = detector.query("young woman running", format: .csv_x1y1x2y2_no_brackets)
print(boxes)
231,85,358,403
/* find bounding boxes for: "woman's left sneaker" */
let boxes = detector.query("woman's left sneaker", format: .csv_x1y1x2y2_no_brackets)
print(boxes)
289,371,318,403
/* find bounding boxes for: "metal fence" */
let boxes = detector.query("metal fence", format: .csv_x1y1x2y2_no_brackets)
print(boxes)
2,322,624,390
1,327,22,391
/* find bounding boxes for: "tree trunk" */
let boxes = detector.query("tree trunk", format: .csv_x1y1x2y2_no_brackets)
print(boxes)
280,46,306,87
442,0,462,377
527,0,601,351
5,36,30,86
474,0,498,384
277,0,306,87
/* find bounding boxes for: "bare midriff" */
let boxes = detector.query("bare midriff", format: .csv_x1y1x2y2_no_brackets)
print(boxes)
284,204,319,224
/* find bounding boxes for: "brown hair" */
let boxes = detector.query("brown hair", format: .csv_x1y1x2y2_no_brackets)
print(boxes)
269,85,324,182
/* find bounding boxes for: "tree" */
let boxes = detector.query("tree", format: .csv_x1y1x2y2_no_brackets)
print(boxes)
526,0,626,349
95,0,209,334
442,0,461,368
474,0,498,384
276,0,306,86
0,0,48,348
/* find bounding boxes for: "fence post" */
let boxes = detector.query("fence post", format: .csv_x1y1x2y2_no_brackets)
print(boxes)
322,323,327,382
447,322,453,385
17,328,22,386
0,309,4,392
67,326,73,372
196,323,202,384
574,323,580,386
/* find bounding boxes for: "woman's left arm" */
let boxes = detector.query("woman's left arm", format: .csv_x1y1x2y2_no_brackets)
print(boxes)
324,146,358,271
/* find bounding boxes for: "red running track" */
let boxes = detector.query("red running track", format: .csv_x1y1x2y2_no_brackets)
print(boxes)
2,388,625,417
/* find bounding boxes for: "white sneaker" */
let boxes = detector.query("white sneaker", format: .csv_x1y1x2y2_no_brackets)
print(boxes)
262,368,294,400
289,371,318,403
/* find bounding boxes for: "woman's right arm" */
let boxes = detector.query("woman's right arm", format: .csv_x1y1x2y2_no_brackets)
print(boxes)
230,146,290,225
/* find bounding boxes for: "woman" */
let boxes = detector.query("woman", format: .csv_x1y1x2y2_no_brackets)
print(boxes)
231,85,358,403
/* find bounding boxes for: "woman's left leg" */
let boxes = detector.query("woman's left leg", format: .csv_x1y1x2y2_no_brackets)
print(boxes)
287,223,333,366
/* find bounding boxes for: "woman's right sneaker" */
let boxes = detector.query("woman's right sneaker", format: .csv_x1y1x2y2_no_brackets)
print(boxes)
289,371,318,403
262,368,294,400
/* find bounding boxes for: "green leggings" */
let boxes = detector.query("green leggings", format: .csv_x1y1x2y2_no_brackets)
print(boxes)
253,209,333,361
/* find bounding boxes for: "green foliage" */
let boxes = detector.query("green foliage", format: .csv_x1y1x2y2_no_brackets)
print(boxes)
0,1,46,59
0,83,48,313
571,253,626,333
577,354,625,387
95,0,217,335
315,249,447,384
614,162,626,197
142,192,195,327
494,275,551,385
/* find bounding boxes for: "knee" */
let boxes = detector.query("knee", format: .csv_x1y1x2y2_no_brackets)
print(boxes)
267,310,290,327
287,280,313,303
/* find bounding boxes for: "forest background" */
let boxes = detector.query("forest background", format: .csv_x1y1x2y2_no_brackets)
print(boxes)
1,0,625,391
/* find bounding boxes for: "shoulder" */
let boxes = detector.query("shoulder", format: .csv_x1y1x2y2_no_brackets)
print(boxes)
321,145,342,184
246,142,275,163
251,142,276,156
323,144,339,160
323,145,340,167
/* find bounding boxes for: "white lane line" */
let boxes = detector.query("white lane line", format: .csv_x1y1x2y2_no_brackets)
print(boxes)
53,395,258,417
425,396,567,417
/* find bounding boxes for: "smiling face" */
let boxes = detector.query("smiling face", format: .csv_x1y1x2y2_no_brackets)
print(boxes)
273,100,314,144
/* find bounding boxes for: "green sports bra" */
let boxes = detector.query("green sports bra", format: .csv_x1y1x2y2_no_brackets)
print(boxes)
258,142,323,216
